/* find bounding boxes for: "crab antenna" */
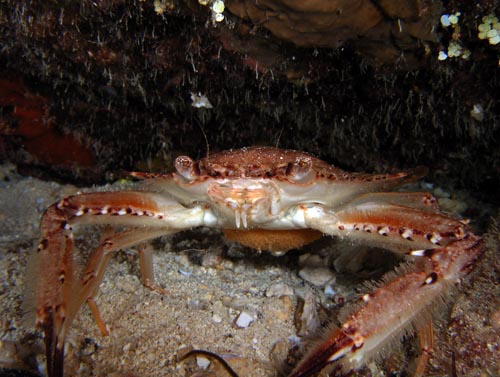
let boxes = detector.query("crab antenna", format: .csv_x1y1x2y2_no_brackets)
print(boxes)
275,125,285,148
195,120,210,160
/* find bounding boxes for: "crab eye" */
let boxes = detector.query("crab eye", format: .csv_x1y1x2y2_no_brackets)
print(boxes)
175,156,199,181
286,156,313,182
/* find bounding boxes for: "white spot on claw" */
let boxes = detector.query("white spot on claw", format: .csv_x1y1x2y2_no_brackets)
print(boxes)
410,249,426,256
401,228,413,239
424,273,438,285
354,338,364,348
327,348,350,362
378,226,389,236
430,233,441,244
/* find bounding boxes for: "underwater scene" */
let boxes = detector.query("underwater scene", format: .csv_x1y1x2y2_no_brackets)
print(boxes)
0,1,499,376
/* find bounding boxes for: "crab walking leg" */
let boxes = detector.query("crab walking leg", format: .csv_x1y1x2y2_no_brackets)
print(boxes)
80,228,176,332
286,205,483,377
34,191,207,377
414,321,434,377
137,243,170,293
40,226,175,377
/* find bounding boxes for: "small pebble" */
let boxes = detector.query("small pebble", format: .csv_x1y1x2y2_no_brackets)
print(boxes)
201,251,224,267
212,313,222,323
490,306,500,331
265,282,294,297
299,266,335,287
196,356,211,369
178,266,193,277
299,252,329,267
433,187,451,198
438,198,468,215
324,284,336,296
116,277,138,293
440,14,451,27
420,182,434,190
235,311,254,328
263,296,293,322
122,343,132,352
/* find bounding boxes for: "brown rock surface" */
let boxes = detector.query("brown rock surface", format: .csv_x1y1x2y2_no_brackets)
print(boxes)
226,0,439,65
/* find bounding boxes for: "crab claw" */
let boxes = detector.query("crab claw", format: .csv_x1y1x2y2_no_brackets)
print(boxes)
287,328,353,377
288,235,483,377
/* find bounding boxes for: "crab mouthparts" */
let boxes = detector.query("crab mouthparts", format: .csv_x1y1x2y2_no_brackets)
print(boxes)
225,199,252,228
208,183,278,229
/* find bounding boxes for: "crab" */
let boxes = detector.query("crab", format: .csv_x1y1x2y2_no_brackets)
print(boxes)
32,146,483,377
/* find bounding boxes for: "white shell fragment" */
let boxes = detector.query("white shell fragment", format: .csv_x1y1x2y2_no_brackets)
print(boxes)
490,34,500,45
440,14,451,27
470,104,484,122
214,12,224,22
210,0,225,23
448,14,459,25
178,266,193,277
438,51,448,61
196,356,211,369
477,14,500,45
212,0,225,14
190,92,213,109
212,313,222,323
440,12,460,28
235,311,254,328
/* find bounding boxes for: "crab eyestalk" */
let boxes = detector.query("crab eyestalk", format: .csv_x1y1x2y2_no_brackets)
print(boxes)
286,156,314,183
175,155,200,181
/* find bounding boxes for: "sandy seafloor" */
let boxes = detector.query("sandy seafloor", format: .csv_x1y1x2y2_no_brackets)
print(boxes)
0,162,499,377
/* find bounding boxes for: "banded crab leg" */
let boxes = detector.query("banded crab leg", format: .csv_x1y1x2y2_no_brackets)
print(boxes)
288,194,483,376
33,191,207,377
